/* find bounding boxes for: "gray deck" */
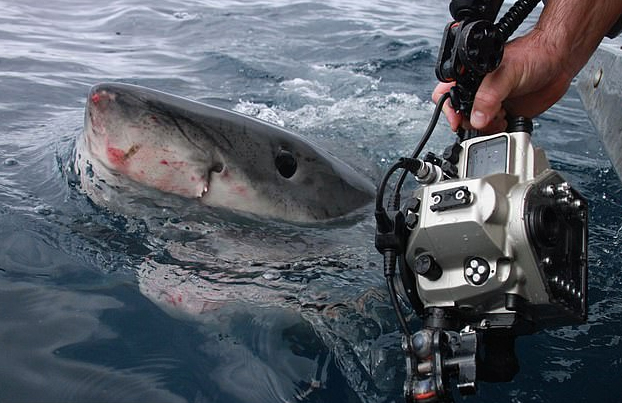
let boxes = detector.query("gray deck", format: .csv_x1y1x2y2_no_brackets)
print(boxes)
577,44,622,179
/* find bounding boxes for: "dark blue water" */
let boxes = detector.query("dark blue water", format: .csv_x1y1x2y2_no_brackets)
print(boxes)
1,1,621,402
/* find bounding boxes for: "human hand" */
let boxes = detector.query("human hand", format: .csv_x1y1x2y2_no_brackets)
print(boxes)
432,30,574,134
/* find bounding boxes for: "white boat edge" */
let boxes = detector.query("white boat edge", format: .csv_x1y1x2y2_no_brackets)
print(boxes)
577,44,622,181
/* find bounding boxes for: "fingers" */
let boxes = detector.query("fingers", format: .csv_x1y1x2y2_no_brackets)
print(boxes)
432,82,461,131
443,101,461,132
432,82,453,103
432,75,511,134
483,110,508,134
470,64,517,130
459,109,506,133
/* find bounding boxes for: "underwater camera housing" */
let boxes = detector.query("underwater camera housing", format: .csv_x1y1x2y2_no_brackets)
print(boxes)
395,126,588,402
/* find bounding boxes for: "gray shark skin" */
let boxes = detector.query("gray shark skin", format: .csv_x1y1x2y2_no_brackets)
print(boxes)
75,82,374,222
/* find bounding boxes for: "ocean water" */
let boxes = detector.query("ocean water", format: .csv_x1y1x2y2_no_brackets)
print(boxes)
1,1,621,402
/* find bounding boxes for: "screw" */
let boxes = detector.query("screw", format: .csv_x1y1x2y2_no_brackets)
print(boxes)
432,195,442,205
572,199,584,210
455,189,465,200
542,184,556,197
556,182,570,193
593,68,603,88
405,210,419,228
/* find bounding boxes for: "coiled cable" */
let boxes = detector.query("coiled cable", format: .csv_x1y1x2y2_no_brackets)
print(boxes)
497,0,541,41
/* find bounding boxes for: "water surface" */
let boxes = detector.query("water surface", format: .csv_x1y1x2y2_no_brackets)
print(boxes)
1,1,621,402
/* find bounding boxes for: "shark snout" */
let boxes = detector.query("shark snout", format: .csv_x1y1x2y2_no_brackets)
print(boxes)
88,88,116,112
86,88,121,138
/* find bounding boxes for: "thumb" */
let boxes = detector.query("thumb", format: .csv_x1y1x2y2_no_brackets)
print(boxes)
470,66,516,129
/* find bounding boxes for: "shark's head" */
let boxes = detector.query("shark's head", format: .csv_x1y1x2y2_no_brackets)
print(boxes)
78,82,374,222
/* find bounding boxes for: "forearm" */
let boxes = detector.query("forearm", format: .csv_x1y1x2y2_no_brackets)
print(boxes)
537,0,622,76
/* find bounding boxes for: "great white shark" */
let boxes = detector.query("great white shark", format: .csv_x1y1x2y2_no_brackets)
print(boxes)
74,82,375,222
72,83,388,402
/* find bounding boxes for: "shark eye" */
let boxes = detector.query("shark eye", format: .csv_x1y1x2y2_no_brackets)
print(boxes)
275,149,297,179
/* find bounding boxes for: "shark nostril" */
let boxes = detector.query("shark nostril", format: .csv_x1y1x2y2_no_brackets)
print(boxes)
275,150,297,179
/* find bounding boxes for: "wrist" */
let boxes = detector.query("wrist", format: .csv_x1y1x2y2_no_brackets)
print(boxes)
519,28,575,87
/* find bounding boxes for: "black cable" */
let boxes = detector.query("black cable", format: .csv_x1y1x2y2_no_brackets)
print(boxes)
412,92,452,160
375,92,450,215
393,91,451,200
375,91,451,339
387,261,411,337
375,161,406,214
496,0,541,41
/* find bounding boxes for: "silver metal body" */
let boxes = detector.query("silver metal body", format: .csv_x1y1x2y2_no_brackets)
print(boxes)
404,131,585,316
